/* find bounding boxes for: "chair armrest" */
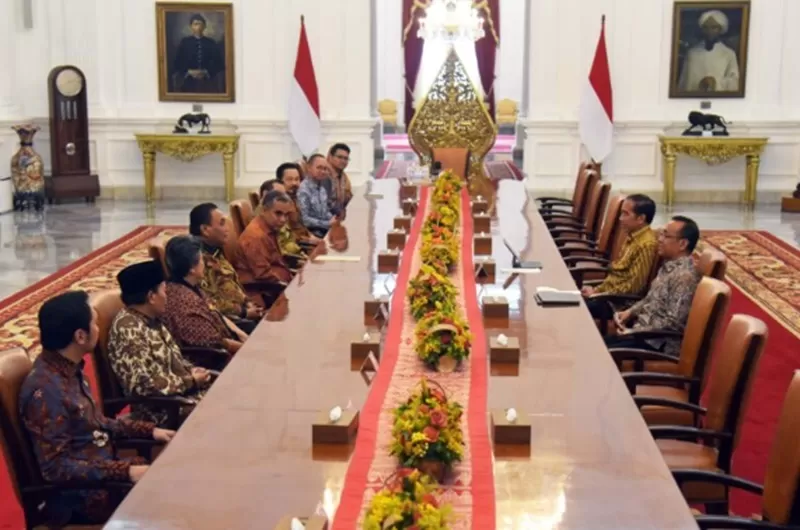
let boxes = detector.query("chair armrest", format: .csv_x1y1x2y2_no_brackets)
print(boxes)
550,227,592,238
556,240,600,252
609,348,681,371
181,346,231,371
536,197,573,206
564,255,610,266
672,469,764,496
696,516,794,530
621,329,683,342
623,372,700,391
243,280,287,294
23,481,133,497
542,211,579,220
587,293,643,305
649,426,732,444
105,395,195,431
632,396,706,416
569,266,609,288
208,369,221,380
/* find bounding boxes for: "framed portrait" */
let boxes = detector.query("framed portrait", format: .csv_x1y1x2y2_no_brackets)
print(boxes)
156,2,235,102
668,1,751,98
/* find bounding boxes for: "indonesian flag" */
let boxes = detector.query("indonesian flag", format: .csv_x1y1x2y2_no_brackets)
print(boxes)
579,15,614,163
289,16,320,157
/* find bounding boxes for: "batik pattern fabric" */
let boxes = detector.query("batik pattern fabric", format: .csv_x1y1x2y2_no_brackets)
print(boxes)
329,171,353,216
297,178,333,230
253,206,306,258
629,255,702,355
164,281,232,349
595,226,659,295
233,216,294,286
19,350,154,524
287,193,313,241
200,243,249,319
108,307,206,426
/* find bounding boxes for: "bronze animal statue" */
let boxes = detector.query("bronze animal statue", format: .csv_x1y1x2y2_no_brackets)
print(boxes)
173,112,211,134
793,183,800,199
682,111,730,136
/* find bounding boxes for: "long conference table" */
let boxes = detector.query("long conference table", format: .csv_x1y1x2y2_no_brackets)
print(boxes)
106,179,698,529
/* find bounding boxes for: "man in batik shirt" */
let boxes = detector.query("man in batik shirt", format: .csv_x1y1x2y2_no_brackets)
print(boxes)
297,154,339,239
189,202,262,334
108,260,212,427
19,291,175,525
257,178,306,265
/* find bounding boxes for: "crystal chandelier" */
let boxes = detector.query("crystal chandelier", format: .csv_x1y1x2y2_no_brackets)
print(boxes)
417,0,485,42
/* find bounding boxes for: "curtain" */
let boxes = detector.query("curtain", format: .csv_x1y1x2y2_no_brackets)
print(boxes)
402,0,428,126
473,0,499,120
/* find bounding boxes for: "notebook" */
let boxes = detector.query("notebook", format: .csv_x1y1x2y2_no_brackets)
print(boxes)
534,286,582,306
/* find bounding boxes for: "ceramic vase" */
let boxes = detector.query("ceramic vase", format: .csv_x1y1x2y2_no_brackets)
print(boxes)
10,124,45,211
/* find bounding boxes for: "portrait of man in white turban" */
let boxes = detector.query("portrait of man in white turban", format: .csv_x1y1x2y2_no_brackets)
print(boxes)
669,2,751,98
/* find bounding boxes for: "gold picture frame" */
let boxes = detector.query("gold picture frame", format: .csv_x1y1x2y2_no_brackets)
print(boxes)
156,2,235,103
668,1,751,98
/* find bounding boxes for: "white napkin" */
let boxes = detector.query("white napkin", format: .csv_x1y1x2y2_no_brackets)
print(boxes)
496,334,508,346
506,408,517,423
329,406,342,422
290,517,305,530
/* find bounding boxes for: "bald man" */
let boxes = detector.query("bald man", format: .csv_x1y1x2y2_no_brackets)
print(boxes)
678,10,740,93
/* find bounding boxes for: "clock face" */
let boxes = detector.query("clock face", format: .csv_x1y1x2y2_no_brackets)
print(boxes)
55,69,84,97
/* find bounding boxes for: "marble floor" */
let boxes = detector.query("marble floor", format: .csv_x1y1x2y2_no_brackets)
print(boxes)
0,194,798,303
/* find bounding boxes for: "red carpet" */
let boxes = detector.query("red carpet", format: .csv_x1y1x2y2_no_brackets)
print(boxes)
699,231,800,517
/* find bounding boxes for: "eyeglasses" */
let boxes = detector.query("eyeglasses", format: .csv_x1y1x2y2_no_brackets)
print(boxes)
658,230,681,241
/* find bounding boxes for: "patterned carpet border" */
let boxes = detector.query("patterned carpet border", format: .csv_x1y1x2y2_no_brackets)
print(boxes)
699,230,800,338
0,225,185,356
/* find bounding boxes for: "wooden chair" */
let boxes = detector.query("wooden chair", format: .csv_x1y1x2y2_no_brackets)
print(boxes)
377,99,398,128
148,240,169,278
673,370,800,528
613,277,732,426
88,290,199,430
697,248,727,280
496,98,518,127
556,194,625,259
536,161,599,214
431,147,470,181
546,179,610,243
539,169,601,230
0,348,133,528
637,314,768,513
248,190,260,210
229,199,254,237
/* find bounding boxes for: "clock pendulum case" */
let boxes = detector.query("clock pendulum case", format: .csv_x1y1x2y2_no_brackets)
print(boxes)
46,65,100,203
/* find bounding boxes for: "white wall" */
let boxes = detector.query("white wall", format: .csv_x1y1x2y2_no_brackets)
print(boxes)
522,0,800,200
0,0,377,198
494,0,525,105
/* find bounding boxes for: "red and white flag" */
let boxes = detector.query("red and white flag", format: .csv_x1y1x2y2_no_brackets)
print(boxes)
579,15,614,163
289,15,320,157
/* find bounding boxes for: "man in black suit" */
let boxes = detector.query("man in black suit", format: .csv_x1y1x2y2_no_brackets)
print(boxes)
172,14,224,94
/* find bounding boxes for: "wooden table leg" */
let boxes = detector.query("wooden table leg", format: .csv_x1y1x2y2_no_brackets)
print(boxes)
745,154,760,208
143,151,156,202
662,152,676,207
223,151,235,202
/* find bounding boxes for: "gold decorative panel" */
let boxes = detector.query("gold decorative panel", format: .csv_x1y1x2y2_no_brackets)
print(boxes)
407,49,497,203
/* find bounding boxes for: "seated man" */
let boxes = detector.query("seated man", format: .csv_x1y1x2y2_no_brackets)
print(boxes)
109,260,212,427
583,194,659,321
608,215,702,356
233,190,295,293
257,178,306,261
19,290,175,525
276,161,322,248
297,153,339,238
163,235,247,354
189,202,262,334
326,143,354,217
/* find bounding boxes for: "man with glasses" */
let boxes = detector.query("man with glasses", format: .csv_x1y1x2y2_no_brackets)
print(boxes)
607,215,702,356
232,190,295,292
326,143,353,217
297,154,339,238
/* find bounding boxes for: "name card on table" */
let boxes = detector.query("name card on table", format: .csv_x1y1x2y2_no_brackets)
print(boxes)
312,255,361,263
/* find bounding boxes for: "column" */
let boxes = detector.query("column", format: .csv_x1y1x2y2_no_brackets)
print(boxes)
0,0,21,119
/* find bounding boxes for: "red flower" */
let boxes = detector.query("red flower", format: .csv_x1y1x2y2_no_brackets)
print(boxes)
440,333,452,345
430,409,447,427
423,425,440,442
430,389,447,403
419,404,430,414
421,494,439,508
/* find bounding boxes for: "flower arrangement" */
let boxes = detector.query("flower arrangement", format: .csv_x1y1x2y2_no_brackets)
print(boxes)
414,312,471,371
390,379,464,478
431,170,463,212
407,263,458,321
363,468,452,530
419,234,459,274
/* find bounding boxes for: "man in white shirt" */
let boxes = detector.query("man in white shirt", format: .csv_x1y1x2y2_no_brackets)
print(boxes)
678,10,740,93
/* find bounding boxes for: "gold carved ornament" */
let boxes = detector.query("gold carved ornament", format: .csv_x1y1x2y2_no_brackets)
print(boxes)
660,140,766,166
136,137,240,163
407,49,497,205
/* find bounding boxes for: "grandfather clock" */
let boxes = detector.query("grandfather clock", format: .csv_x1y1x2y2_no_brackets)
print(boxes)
47,65,100,202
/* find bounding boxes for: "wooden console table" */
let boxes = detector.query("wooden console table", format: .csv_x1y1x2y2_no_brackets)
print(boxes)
135,134,240,202
658,136,768,208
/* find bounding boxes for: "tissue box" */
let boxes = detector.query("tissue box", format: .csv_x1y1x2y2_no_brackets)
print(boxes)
364,296,390,326
490,336,520,363
387,229,407,250
393,215,412,232
351,332,381,368
471,197,489,215
402,199,418,216
378,250,400,273
473,213,491,234
474,258,496,284
491,409,531,445
482,296,509,319
274,516,328,530
400,183,418,200
312,409,359,444
473,234,492,256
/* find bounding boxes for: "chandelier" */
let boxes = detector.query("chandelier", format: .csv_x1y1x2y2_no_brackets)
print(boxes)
417,0,485,42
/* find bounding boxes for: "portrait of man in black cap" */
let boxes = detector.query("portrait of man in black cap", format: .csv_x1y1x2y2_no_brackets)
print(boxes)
108,260,212,427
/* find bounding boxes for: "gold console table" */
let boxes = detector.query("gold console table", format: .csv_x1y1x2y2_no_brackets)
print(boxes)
135,134,240,202
658,136,768,208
